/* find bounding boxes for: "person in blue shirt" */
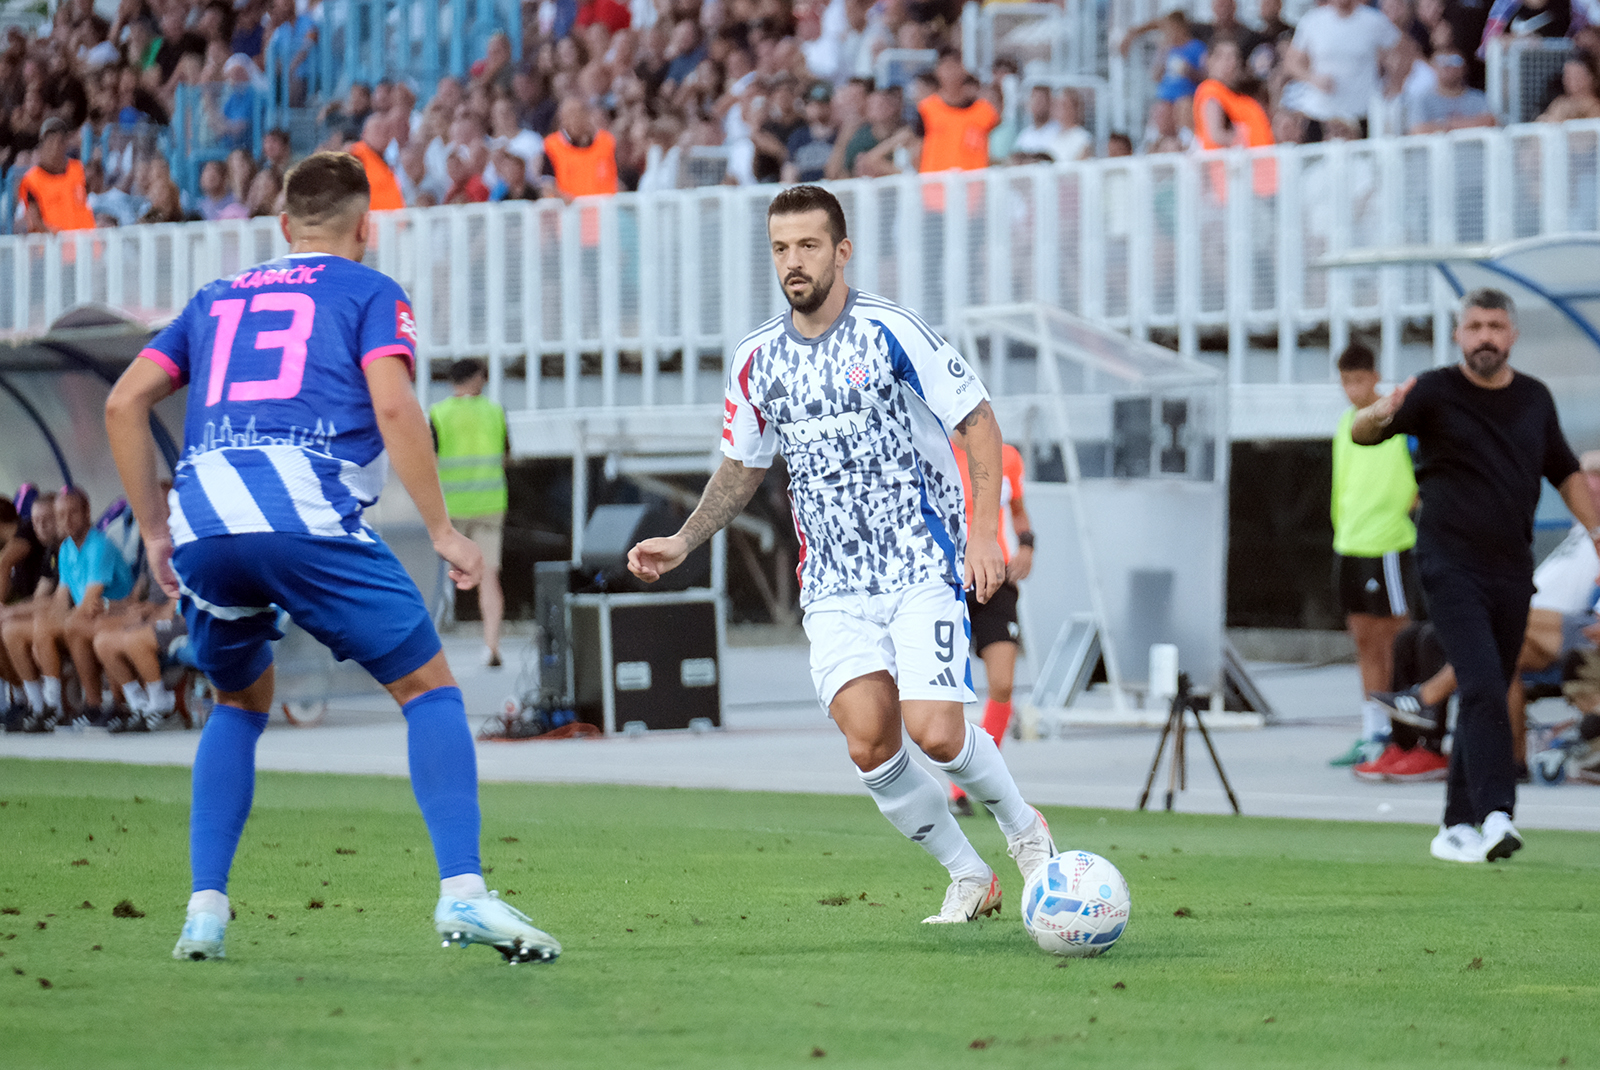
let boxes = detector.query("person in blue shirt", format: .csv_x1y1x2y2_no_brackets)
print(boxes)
2,488,134,731
1121,11,1208,135
106,151,561,966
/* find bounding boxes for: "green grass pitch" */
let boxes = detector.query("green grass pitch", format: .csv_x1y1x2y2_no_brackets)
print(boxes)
2,757,1599,1069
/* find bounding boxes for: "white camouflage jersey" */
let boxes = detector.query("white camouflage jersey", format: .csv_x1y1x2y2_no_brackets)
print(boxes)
721,288,989,606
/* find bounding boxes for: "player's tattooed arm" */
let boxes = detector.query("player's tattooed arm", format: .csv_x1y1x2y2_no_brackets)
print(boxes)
954,400,1007,603
680,458,768,552
630,458,767,582
954,401,997,502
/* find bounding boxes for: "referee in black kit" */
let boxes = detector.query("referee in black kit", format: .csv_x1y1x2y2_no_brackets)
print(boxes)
1353,288,1600,863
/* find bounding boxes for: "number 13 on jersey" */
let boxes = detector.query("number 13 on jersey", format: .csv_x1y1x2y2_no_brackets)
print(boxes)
206,293,317,406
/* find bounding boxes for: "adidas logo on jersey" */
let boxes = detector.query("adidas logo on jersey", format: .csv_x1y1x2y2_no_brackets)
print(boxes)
928,667,959,688
783,409,871,444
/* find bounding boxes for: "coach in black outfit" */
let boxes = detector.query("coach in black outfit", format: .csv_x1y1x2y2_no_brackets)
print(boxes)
1353,288,1600,864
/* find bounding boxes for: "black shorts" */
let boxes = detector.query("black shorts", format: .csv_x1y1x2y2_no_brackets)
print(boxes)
1335,550,1422,619
966,580,1021,655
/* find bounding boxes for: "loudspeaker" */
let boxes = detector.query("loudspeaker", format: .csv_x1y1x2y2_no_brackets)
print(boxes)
570,597,721,732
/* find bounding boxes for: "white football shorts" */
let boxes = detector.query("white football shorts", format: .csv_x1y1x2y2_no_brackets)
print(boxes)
802,580,977,710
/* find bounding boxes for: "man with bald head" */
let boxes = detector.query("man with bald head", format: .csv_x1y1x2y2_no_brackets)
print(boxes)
542,98,618,201
348,112,405,210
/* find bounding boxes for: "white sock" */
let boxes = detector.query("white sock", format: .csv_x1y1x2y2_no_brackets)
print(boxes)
145,682,176,715
1361,700,1389,740
935,721,1035,838
123,682,150,714
22,679,45,714
188,889,229,919
440,873,489,900
41,676,61,711
101,687,115,711
858,749,989,880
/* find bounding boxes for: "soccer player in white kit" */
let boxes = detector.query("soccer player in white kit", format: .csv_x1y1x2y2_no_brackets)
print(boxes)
628,185,1055,923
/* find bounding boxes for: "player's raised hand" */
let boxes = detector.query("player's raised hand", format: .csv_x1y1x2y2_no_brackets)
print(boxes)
965,537,1006,605
628,535,689,582
434,528,484,590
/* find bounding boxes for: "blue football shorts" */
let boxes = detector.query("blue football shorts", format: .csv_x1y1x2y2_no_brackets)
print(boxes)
172,531,442,693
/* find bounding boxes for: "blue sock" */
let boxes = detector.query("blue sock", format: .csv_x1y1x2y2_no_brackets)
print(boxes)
190,705,269,894
402,686,482,880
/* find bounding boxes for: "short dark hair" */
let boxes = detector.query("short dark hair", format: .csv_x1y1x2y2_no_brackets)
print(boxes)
1461,286,1516,323
449,358,486,384
767,184,847,245
0,497,16,527
58,485,89,510
265,126,291,143
1336,342,1376,373
283,151,370,226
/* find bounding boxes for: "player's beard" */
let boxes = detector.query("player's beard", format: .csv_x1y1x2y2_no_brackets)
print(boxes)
1464,342,1509,379
783,263,836,316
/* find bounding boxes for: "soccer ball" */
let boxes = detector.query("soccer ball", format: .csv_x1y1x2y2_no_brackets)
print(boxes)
1021,850,1131,957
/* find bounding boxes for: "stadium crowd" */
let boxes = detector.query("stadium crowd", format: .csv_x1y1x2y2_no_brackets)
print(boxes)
10,0,1600,233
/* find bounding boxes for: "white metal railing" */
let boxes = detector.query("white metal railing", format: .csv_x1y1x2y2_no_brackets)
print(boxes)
1486,35,1574,127
6,121,1599,411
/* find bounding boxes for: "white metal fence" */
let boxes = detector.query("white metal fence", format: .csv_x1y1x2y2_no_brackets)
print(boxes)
6,121,1598,413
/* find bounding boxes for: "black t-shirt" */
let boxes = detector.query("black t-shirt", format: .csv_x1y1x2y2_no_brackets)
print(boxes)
1383,365,1579,576
5,519,49,603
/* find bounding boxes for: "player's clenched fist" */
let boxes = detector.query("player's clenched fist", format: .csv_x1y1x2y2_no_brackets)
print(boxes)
628,535,689,582
434,528,485,590
965,537,1005,605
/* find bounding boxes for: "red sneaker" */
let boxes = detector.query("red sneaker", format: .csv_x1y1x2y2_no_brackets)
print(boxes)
1384,746,1449,782
1353,743,1408,782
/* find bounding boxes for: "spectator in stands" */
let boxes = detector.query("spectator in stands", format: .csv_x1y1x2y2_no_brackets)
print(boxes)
1281,0,1400,138
86,156,144,226
844,84,907,177
1045,89,1093,163
513,68,558,135
473,31,516,92
349,112,405,211
1408,47,1494,134
204,53,259,151
1122,12,1206,132
910,48,998,172
1193,39,1274,152
444,145,490,203
543,97,618,199
488,150,540,201
1198,0,1264,65
397,141,431,206
320,81,372,146
782,82,836,182
152,4,206,85
753,75,804,181
18,117,95,234
140,160,196,223
263,0,318,106
244,163,281,216
231,0,268,61
1538,54,1600,121
1106,131,1134,157
577,0,632,36
488,96,543,173
196,158,239,220
225,147,256,205
262,126,292,178
1008,85,1060,163
4,488,133,732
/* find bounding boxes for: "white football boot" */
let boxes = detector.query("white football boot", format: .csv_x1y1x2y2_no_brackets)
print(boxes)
435,891,561,964
922,870,1003,924
1480,811,1523,862
1429,824,1486,864
1005,808,1056,886
172,911,227,960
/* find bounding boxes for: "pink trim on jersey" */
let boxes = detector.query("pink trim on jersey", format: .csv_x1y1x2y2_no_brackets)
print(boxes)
138,347,185,388
361,344,415,379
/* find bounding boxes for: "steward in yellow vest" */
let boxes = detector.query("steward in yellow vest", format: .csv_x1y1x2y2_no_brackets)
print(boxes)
430,360,508,519
430,358,509,667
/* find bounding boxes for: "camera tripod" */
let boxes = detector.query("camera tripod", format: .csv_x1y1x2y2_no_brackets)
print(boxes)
1137,671,1241,814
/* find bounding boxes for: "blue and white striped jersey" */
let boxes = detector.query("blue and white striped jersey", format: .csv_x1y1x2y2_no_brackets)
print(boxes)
721,288,989,605
140,253,418,547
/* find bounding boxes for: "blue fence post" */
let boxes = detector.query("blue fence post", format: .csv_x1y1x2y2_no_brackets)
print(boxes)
422,0,441,92
448,0,466,80
396,0,411,87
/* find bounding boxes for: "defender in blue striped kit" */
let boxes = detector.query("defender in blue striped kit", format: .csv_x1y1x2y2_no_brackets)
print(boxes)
106,151,560,965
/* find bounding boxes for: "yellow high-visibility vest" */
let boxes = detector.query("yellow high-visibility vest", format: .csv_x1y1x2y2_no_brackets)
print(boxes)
429,393,508,518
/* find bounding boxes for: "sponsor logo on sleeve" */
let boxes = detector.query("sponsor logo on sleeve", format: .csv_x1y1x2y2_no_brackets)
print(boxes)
396,301,418,345
722,398,739,443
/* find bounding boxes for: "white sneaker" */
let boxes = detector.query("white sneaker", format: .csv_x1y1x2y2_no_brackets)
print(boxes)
1480,811,1523,862
1005,808,1056,886
435,891,561,964
172,911,227,960
922,870,1002,924
1429,824,1486,864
